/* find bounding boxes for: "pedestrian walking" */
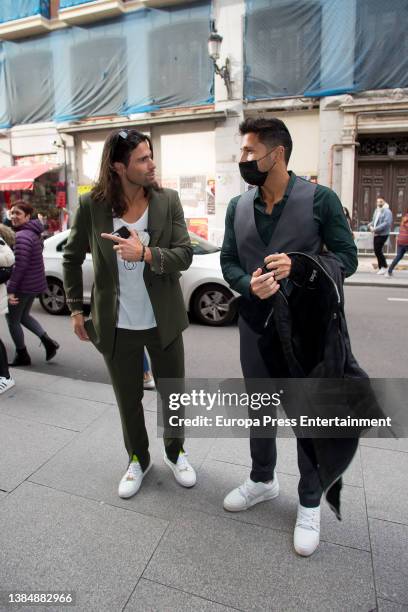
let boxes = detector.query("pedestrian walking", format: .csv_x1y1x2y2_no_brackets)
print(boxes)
369,197,393,274
221,117,358,557
63,129,196,499
0,233,15,394
6,201,59,366
387,210,408,277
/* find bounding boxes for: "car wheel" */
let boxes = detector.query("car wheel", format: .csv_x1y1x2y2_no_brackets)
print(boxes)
39,279,69,315
191,284,235,326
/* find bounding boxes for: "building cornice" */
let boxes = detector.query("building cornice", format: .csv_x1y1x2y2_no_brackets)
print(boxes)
340,89,408,113
56,107,229,134
244,97,319,113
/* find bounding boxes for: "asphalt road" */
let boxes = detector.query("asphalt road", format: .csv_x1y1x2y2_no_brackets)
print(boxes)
0,285,406,382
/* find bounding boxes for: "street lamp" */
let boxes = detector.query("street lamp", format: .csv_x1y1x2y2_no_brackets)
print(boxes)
208,22,232,100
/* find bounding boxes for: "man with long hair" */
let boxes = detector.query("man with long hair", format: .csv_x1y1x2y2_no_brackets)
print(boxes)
63,129,196,498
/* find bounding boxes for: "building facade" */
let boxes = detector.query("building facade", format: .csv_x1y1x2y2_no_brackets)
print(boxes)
0,0,407,242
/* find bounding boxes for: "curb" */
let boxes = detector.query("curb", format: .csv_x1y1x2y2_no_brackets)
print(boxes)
345,280,408,289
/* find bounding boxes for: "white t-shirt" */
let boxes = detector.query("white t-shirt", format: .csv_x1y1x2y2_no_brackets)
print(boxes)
113,209,157,330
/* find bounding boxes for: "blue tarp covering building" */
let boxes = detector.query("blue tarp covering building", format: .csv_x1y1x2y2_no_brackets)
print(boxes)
1,0,407,127
60,0,96,7
244,0,408,99
0,1,213,127
0,1,50,23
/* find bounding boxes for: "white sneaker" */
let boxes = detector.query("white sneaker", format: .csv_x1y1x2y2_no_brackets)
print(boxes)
223,475,279,512
294,504,321,556
118,459,152,499
376,269,386,275
0,377,15,395
163,451,196,487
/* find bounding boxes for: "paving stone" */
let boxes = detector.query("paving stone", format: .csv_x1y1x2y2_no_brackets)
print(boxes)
361,447,408,524
0,412,75,491
0,482,167,612
209,436,364,487
11,369,116,405
360,437,408,453
184,459,370,551
144,510,375,612
370,519,408,606
30,408,214,522
377,599,408,612
125,579,237,611
9,369,60,390
0,387,109,431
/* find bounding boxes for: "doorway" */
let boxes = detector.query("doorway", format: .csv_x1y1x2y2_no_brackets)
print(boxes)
354,135,408,229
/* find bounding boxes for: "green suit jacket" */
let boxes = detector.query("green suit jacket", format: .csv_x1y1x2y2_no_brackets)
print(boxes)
63,188,193,355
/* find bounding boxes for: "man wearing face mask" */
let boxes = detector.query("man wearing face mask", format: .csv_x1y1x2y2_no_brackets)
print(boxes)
220,117,358,557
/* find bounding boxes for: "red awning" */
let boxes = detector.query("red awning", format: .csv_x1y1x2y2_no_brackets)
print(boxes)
0,163,59,191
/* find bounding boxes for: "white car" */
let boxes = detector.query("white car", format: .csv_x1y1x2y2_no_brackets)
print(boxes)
40,230,238,326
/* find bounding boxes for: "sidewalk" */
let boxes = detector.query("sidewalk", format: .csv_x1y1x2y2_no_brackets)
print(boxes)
347,257,408,288
0,370,407,611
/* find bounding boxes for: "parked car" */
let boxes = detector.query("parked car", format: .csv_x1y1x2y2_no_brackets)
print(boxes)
39,230,238,326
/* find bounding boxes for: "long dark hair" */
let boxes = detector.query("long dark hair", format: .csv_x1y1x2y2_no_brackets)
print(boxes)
91,129,159,217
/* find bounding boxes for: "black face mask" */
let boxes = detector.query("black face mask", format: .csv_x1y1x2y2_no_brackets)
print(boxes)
239,149,277,186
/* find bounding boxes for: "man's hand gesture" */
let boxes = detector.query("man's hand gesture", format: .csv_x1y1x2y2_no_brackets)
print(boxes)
101,229,143,261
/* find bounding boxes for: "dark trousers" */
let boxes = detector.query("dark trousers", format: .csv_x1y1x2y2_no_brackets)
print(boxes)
103,327,184,471
0,338,10,378
374,235,389,270
388,244,407,274
239,316,323,508
6,293,45,350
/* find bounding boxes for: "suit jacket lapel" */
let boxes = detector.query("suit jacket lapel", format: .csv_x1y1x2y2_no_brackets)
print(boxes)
147,190,167,247
90,199,118,285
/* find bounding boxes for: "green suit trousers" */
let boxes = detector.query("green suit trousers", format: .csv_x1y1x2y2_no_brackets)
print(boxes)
103,327,185,470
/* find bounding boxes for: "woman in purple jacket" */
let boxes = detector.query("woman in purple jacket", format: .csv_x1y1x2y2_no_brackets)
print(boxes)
6,201,59,366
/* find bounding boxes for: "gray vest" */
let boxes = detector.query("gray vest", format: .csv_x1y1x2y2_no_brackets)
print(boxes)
234,177,322,274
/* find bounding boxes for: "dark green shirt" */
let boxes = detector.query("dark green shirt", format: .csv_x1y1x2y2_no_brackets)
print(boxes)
221,172,358,298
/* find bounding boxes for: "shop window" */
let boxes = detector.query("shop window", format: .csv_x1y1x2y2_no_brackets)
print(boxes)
355,0,408,90
8,50,54,124
69,37,126,119
148,20,212,107
244,0,321,98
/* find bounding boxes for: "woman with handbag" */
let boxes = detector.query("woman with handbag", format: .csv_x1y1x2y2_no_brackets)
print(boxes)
6,201,59,366
0,231,15,393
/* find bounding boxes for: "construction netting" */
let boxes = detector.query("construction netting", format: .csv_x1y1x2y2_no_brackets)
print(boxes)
0,0,213,127
60,0,96,7
244,0,408,99
0,1,50,23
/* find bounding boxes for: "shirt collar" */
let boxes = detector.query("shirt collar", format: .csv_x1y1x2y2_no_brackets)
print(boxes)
254,171,297,208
